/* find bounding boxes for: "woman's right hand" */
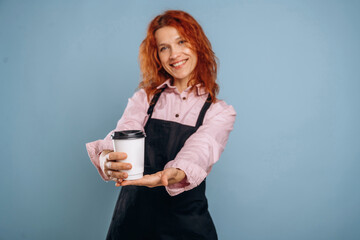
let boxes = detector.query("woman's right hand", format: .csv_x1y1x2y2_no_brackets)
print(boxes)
100,150,132,185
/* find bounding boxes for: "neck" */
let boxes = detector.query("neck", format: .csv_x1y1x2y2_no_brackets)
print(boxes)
173,78,189,93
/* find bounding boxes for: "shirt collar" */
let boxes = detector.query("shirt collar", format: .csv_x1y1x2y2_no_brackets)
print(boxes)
157,79,207,96
156,79,175,90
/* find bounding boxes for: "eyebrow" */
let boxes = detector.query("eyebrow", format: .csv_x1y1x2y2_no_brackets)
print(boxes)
158,36,182,46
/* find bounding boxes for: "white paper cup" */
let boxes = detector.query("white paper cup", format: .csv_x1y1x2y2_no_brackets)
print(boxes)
111,130,146,180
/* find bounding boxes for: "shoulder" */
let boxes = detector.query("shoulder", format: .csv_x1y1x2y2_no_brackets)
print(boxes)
131,88,148,100
129,89,149,104
202,97,237,125
125,89,150,111
209,98,236,116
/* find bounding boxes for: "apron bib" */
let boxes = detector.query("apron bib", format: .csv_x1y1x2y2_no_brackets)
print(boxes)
106,90,218,240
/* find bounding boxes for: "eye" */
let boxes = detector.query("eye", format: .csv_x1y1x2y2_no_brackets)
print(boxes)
179,40,186,45
159,46,168,52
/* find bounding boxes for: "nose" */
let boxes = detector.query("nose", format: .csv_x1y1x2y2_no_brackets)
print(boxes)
169,45,181,60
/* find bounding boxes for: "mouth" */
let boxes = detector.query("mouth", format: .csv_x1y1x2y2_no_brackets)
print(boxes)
170,59,188,69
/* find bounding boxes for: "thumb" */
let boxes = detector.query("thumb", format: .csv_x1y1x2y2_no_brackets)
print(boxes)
161,169,173,186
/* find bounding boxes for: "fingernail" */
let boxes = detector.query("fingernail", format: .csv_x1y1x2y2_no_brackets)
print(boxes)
107,170,112,176
106,162,111,168
105,153,110,160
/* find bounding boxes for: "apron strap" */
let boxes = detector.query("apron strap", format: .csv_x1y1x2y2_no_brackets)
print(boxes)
195,94,212,128
145,88,165,130
147,88,165,116
146,89,212,128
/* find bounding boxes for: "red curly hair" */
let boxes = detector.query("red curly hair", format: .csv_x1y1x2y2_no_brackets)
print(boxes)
138,10,219,102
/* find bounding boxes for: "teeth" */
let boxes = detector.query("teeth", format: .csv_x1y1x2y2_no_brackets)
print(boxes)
172,60,186,67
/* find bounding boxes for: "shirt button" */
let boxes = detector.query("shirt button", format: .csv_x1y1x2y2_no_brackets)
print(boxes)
182,97,186,100
175,114,179,118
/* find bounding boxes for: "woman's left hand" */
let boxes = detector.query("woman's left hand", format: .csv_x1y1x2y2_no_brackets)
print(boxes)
117,168,186,188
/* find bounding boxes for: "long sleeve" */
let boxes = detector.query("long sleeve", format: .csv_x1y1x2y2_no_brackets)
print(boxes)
164,100,236,196
86,89,149,180
86,82,236,196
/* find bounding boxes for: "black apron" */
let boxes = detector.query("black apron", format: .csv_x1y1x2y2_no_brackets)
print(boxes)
106,89,218,240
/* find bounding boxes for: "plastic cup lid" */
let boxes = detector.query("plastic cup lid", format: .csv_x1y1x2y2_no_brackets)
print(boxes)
111,130,146,139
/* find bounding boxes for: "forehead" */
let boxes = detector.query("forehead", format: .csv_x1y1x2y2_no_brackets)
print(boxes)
155,26,182,45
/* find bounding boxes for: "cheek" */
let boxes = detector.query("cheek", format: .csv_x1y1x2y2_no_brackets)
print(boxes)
158,54,168,67
190,53,198,67
184,48,197,63
192,54,198,66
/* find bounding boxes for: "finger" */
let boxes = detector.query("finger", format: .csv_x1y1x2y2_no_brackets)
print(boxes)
105,161,132,171
112,178,123,183
108,152,127,161
110,177,122,183
121,176,155,187
120,179,144,187
104,157,110,172
115,178,123,187
121,173,162,187
107,170,128,179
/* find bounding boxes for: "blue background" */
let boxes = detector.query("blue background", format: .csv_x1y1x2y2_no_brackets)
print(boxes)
1,0,359,239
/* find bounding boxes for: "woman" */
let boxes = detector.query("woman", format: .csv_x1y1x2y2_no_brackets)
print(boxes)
86,10,236,239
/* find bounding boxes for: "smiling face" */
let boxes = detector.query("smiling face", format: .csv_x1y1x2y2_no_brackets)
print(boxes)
155,26,198,88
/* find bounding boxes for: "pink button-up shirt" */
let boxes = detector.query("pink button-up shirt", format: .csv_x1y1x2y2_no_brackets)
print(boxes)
86,80,236,196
